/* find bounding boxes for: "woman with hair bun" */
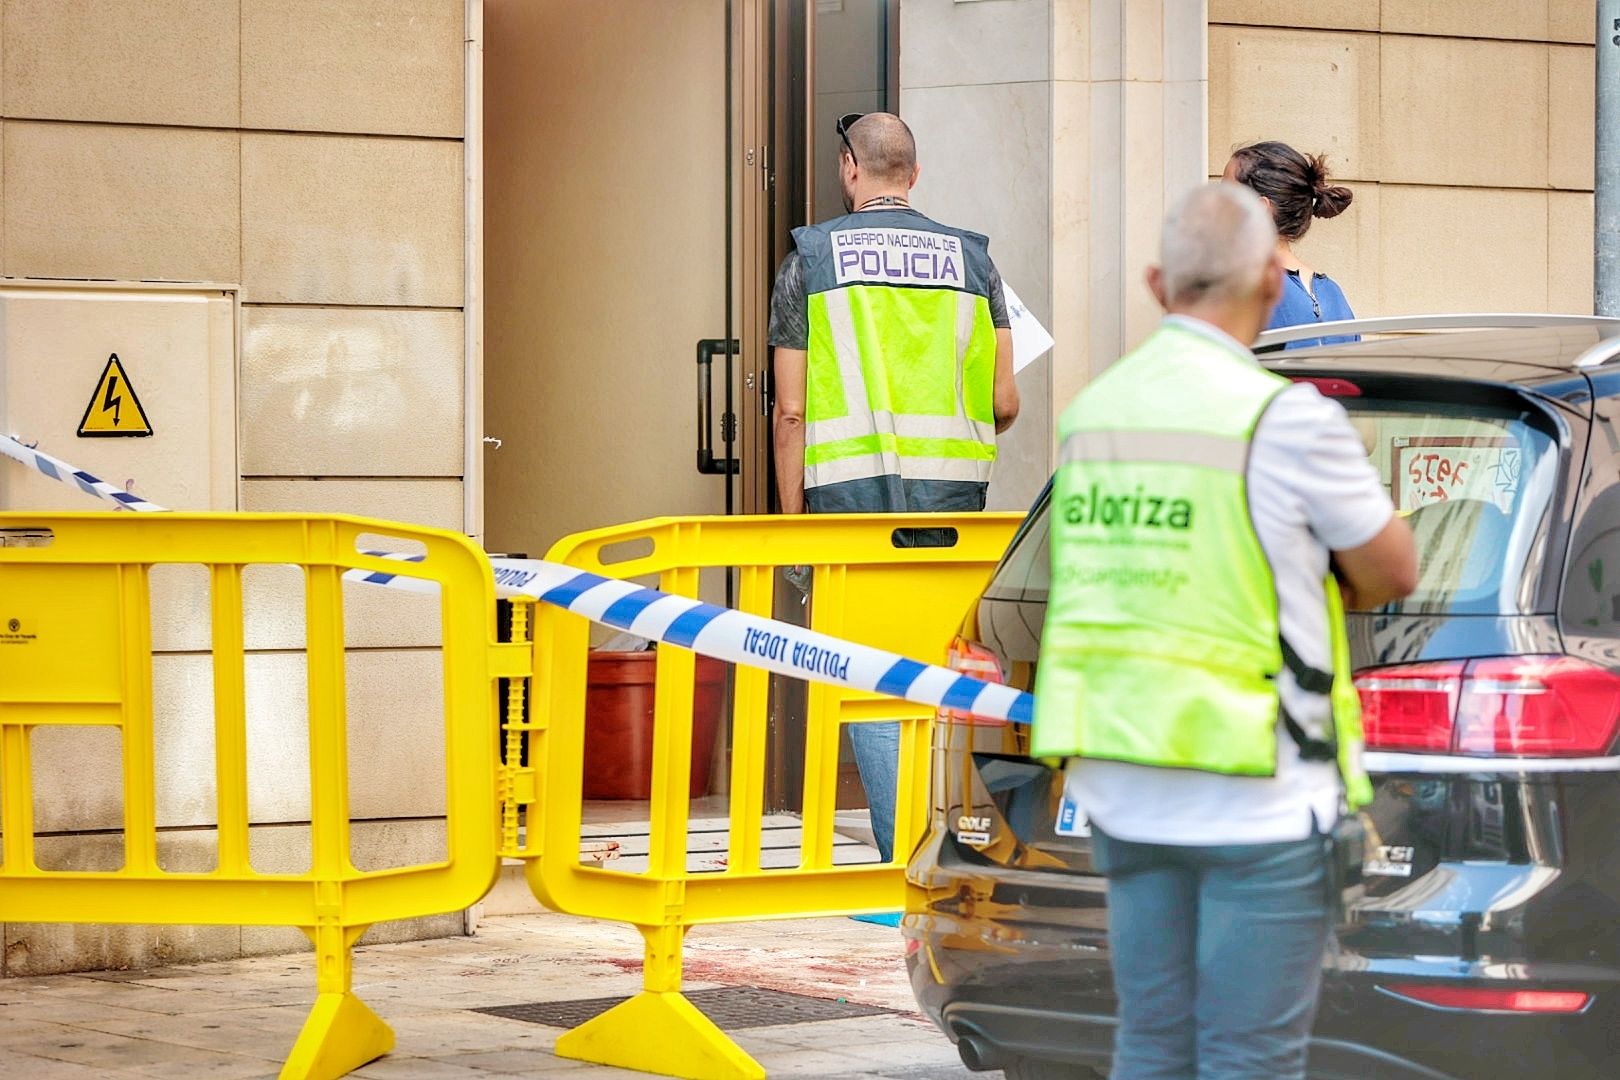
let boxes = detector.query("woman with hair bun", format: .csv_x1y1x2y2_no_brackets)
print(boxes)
1223,140,1357,348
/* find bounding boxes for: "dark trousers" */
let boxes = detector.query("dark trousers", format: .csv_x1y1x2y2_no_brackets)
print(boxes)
1091,828,1331,1080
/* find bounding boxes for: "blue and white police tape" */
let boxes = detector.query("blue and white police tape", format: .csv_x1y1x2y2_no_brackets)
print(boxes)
0,432,166,512
350,553,1035,727
28,436,1620,771
5,432,1034,726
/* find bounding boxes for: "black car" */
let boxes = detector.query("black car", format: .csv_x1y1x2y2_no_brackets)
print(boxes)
904,316,1620,1080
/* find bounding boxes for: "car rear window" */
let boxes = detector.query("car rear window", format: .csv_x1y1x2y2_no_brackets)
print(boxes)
985,397,1560,616
982,485,1052,604
1342,397,1559,614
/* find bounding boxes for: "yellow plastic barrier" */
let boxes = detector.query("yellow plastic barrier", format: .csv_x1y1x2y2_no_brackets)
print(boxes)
518,512,1023,1080
0,512,521,1080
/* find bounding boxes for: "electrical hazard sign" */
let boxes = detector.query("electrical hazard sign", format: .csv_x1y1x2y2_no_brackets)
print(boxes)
77,354,153,437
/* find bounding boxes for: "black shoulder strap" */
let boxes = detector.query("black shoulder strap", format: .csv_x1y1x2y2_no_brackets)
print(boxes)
1280,636,1335,694
1278,636,1337,762
1280,705,1337,763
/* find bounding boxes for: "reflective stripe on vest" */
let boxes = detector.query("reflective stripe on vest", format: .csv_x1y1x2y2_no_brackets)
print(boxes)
1032,321,1372,809
797,214,998,494
1059,429,1249,473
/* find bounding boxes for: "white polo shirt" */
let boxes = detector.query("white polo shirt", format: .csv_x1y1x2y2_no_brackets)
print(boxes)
1063,316,1394,846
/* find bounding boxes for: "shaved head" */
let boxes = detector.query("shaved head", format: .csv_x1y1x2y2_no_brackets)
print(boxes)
845,113,917,184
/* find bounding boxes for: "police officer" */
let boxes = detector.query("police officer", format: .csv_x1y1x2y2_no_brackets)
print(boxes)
769,112,1020,866
1032,183,1417,1079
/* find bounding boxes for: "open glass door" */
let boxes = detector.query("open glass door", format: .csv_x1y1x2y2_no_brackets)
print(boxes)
485,1,756,557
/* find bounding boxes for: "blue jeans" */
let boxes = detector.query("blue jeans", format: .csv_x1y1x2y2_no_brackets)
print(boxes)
1091,829,1330,1080
848,720,899,862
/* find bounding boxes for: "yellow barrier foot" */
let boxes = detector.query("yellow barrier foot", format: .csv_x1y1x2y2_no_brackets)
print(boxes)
279,991,395,1080
554,990,765,1080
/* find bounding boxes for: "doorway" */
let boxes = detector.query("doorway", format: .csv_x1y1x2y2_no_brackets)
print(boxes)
483,0,900,819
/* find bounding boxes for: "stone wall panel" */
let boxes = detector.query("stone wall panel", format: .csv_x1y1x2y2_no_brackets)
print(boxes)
4,0,239,127
1380,36,1548,189
240,306,465,477
241,133,463,306
4,122,239,282
241,0,463,136
1209,27,1377,181
1380,185,1549,314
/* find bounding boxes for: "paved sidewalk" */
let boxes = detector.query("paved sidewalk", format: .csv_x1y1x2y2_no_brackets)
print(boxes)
0,912,993,1079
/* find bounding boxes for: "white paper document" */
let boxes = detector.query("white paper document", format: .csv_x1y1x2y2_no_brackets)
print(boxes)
1002,281,1055,373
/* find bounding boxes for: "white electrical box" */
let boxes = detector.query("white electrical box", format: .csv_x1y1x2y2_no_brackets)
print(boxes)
0,282,237,511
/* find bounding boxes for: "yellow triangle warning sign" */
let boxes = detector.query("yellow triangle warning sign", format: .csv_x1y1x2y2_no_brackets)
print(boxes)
77,354,153,437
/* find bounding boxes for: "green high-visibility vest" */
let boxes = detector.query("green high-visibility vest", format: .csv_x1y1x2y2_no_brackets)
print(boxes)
1031,320,1373,810
792,209,999,512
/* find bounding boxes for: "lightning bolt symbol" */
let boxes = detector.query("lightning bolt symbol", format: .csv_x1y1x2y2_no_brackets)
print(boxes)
102,374,123,426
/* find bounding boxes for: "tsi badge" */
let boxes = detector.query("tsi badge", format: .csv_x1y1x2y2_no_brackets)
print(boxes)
1364,844,1416,879
955,814,992,849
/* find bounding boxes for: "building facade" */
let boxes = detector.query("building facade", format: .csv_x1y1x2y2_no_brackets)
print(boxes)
0,0,478,975
0,0,1600,974
1212,1,1596,321
904,0,1596,516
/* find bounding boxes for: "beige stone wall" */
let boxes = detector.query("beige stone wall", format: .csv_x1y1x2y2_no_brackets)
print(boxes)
1210,1,1596,316
1,0,472,975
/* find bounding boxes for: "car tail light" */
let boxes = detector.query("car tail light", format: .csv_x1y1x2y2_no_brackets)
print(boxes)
1291,376,1361,397
1356,656,1620,756
1380,983,1592,1014
1456,657,1620,755
1356,661,1463,751
941,637,1006,726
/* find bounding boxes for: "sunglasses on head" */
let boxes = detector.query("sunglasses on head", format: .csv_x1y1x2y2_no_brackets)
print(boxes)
837,112,863,166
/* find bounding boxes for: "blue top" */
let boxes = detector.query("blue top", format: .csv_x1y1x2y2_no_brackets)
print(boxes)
1267,269,1358,349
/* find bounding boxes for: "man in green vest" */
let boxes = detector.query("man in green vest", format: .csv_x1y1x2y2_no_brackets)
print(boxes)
1033,183,1417,1079
769,112,1021,868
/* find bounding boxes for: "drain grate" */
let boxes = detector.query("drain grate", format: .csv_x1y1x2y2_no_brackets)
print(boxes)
474,985,893,1029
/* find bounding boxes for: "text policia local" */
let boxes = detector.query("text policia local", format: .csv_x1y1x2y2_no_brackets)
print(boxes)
493,564,542,590
742,626,853,681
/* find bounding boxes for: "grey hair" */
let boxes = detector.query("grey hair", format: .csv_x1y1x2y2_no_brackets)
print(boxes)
1158,183,1278,307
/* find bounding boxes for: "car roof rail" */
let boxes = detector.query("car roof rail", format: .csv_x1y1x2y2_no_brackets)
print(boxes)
1254,313,1620,352
1574,336,1620,369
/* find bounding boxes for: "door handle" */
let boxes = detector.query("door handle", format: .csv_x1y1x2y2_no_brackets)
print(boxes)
696,338,740,476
